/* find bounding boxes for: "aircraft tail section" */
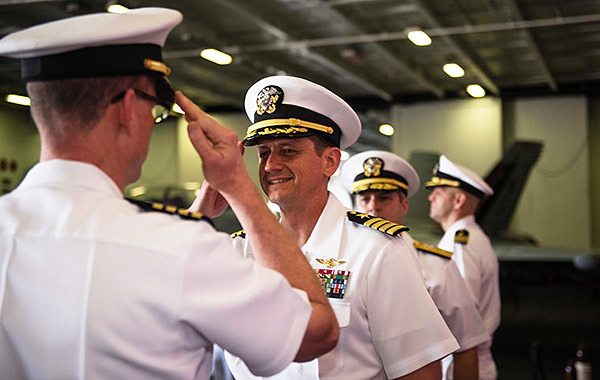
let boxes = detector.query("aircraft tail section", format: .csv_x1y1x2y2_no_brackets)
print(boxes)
477,141,543,236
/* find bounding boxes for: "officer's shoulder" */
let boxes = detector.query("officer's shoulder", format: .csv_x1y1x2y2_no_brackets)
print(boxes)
413,240,453,260
346,210,409,237
230,229,246,239
127,198,213,226
454,229,470,244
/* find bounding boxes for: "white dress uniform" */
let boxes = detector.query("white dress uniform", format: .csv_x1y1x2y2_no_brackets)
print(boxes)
438,216,501,380
0,160,312,379
404,233,490,379
226,194,459,380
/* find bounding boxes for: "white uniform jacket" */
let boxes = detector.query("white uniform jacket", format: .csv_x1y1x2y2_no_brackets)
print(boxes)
227,194,459,380
0,160,311,380
438,215,501,380
404,233,489,379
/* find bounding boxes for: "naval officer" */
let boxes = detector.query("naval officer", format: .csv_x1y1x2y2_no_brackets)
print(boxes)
0,8,339,379
198,75,459,379
426,155,501,380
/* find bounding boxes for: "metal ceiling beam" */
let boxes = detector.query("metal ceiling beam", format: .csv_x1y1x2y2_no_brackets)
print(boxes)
503,0,557,91
305,0,446,98
409,0,500,96
211,0,393,102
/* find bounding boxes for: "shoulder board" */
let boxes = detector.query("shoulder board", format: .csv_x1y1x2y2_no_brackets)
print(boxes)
454,229,469,245
127,198,214,227
230,229,246,239
413,241,453,260
346,210,409,237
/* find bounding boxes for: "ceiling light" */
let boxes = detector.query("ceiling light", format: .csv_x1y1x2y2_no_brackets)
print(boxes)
129,186,146,197
5,94,31,106
106,3,129,13
200,48,232,65
466,84,486,98
407,30,432,46
378,123,395,136
443,63,465,78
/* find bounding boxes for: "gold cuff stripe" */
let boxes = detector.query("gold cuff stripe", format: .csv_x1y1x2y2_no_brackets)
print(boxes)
352,178,408,193
425,176,460,188
144,59,172,76
247,118,335,136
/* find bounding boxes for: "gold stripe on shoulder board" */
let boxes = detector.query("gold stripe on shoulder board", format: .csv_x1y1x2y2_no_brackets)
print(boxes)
126,198,214,226
230,229,246,239
454,229,469,245
413,241,453,260
346,211,409,237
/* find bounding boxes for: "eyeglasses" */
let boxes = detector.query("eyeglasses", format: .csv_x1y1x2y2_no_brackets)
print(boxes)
110,88,173,124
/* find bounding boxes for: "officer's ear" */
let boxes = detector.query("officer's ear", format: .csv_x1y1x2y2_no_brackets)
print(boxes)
452,190,468,210
114,88,138,136
322,146,341,177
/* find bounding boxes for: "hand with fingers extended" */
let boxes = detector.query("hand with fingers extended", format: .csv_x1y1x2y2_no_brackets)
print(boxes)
175,91,249,196
188,180,229,218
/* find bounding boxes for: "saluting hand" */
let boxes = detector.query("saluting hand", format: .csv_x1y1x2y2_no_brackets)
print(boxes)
175,91,249,196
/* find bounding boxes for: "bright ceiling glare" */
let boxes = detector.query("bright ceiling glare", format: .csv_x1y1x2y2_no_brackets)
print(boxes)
5,94,31,106
106,4,129,13
200,48,233,65
378,123,395,136
466,84,486,98
443,63,465,78
407,30,432,46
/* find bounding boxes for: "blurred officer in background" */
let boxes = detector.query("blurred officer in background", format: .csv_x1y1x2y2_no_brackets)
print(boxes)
341,150,490,380
426,155,501,380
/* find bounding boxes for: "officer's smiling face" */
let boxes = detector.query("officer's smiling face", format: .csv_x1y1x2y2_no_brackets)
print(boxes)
257,137,335,209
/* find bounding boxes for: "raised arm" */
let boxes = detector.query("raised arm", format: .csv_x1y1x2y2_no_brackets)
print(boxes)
176,91,339,361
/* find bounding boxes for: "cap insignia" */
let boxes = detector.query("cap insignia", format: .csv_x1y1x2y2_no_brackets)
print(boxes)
256,85,283,115
363,157,383,177
316,257,346,268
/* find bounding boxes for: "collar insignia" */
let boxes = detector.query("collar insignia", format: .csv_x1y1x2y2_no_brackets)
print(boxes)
256,85,283,115
316,257,346,268
363,157,383,177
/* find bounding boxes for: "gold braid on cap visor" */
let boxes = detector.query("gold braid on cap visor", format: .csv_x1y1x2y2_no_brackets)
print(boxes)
425,176,460,188
245,118,335,140
144,59,172,76
352,177,409,193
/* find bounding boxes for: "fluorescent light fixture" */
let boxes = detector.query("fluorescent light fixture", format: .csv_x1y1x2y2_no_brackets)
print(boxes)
407,30,432,46
340,150,350,161
106,4,129,13
5,94,31,106
466,84,486,98
200,48,232,65
129,186,146,197
443,63,465,78
378,123,395,136
182,182,201,191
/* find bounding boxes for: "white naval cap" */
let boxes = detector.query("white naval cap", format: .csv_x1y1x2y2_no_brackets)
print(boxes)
0,7,182,103
242,75,362,149
341,150,420,198
425,155,494,198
